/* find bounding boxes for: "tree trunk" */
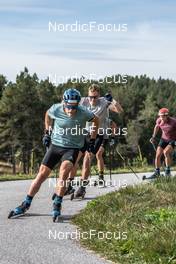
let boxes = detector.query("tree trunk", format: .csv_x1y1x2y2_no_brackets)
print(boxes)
22,149,27,174
11,146,16,175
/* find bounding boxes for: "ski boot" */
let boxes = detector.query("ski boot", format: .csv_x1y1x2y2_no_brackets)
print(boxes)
52,195,62,222
142,171,160,180
70,186,86,200
52,180,75,200
64,179,75,196
8,195,32,218
71,184,87,200
70,180,89,200
94,174,105,187
165,168,171,177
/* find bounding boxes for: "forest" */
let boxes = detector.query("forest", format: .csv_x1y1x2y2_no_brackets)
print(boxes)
0,67,175,174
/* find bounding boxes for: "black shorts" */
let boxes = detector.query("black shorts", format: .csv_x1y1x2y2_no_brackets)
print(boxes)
80,135,104,155
158,139,176,149
42,144,79,170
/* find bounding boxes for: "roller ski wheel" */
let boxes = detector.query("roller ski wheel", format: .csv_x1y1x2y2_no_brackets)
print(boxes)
98,180,105,187
98,174,105,187
52,203,61,223
8,201,30,219
142,175,147,180
93,178,105,187
94,180,98,187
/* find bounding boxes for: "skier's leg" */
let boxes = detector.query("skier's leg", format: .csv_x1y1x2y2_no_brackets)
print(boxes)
96,146,105,185
81,151,93,180
28,165,51,197
52,161,74,221
163,144,174,175
96,146,105,174
8,144,61,218
67,151,83,180
52,149,79,221
81,135,104,185
8,165,51,218
65,147,85,195
154,146,164,176
56,160,74,197
72,152,92,197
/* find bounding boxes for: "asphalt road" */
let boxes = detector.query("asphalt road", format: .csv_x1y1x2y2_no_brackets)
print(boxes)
0,172,149,264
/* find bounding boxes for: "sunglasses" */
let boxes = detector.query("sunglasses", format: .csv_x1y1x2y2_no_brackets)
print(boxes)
89,96,98,99
64,104,78,110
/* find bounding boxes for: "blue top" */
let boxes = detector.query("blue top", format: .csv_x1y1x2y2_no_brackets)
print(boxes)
48,103,94,148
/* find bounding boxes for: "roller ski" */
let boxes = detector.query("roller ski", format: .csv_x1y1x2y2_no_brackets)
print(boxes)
142,171,160,181
8,195,32,219
52,195,62,222
70,186,86,200
94,174,105,187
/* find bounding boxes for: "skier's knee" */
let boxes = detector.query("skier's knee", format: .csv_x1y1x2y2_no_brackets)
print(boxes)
163,149,171,157
156,152,162,160
96,151,102,159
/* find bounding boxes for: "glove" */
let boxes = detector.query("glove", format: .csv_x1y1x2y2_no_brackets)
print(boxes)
109,137,115,146
104,93,113,102
88,138,95,153
150,136,156,144
42,130,51,148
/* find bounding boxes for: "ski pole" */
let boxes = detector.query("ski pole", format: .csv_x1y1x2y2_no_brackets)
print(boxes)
108,139,112,185
107,109,113,185
151,143,157,152
115,147,140,180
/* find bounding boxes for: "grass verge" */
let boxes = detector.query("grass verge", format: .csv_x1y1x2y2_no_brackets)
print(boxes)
0,173,57,181
2,166,176,181
72,177,176,264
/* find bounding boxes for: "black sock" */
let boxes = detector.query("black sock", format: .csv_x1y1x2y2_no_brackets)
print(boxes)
25,195,33,204
155,168,160,175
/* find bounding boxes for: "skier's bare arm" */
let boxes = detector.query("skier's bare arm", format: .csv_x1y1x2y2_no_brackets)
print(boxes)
45,111,53,131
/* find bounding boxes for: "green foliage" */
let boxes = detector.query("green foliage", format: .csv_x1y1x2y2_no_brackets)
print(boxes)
144,208,176,224
73,176,176,264
0,68,58,173
0,75,7,99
